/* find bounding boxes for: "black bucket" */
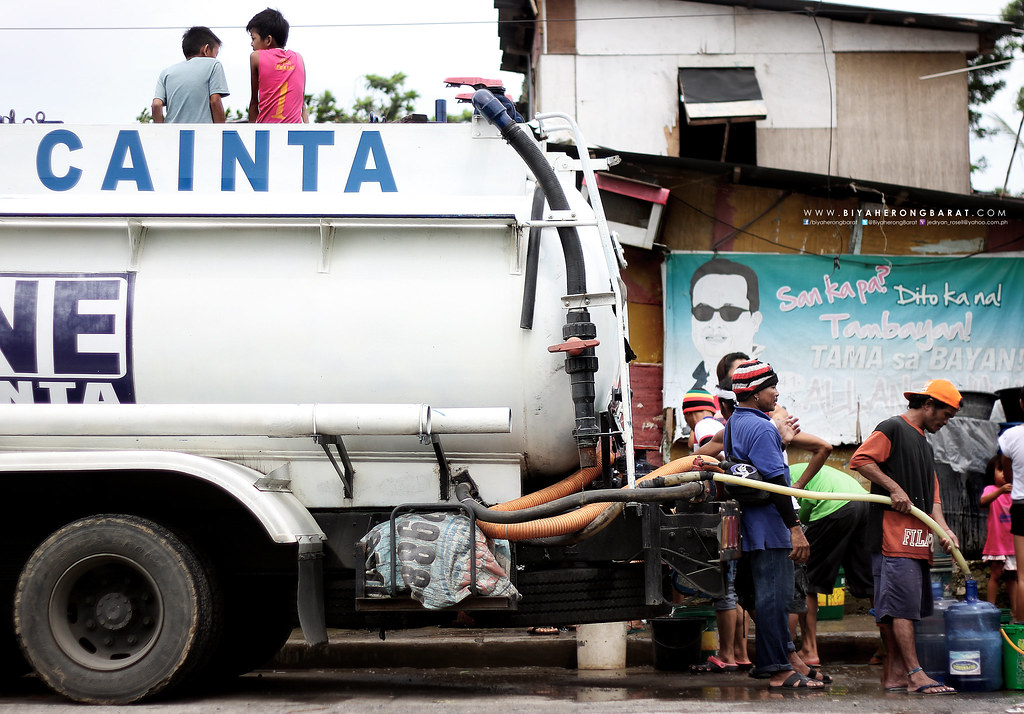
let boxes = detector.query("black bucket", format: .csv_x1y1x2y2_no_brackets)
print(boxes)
997,387,1024,422
957,391,997,420
651,617,705,671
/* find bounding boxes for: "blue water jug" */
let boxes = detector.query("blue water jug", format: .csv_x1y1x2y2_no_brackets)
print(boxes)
915,581,955,683
944,579,1003,691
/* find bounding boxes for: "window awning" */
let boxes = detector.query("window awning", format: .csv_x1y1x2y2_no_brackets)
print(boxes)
678,68,767,125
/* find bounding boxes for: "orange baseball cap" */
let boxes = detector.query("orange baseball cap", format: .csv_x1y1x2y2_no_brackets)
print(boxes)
903,379,962,409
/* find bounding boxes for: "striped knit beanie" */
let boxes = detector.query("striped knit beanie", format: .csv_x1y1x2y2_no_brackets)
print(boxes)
730,359,778,399
682,388,716,414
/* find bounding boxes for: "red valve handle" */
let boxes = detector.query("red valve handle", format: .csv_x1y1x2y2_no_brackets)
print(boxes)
547,337,600,356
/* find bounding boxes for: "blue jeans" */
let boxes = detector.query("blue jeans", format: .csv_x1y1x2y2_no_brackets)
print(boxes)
749,547,796,676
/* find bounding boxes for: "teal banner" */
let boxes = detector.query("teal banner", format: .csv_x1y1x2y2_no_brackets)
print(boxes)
664,253,1024,443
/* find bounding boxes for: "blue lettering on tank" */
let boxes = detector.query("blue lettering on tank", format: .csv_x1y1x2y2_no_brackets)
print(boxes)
53,280,121,375
0,274,134,404
222,131,269,191
101,130,154,191
288,131,334,191
0,281,39,374
178,130,195,191
36,129,83,191
345,131,397,193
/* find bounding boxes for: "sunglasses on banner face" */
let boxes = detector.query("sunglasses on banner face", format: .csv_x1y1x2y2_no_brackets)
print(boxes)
690,303,750,322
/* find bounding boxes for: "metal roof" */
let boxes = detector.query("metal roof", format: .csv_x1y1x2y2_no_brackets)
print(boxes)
555,142,1024,220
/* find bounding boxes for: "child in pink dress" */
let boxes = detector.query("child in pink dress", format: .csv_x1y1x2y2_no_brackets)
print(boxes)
981,456,1016,606
247,8,308,123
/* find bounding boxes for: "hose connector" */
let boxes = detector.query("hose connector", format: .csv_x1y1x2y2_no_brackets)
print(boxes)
472,89,516,133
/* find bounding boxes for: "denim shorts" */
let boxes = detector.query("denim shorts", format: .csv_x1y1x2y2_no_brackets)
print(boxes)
713,560,738,611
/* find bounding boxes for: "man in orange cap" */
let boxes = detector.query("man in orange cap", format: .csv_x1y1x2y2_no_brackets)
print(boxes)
850,379,962,696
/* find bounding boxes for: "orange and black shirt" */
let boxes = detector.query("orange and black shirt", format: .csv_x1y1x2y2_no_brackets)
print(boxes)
849,414,940,562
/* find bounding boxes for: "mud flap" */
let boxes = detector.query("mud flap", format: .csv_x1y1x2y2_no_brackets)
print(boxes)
297,537,328,645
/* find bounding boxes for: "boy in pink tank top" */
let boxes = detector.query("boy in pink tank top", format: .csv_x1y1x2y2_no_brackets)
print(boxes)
247,8,308,123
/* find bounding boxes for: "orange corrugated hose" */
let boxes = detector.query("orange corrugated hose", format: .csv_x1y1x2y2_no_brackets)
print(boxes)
476,454,710,541
490,465,602,512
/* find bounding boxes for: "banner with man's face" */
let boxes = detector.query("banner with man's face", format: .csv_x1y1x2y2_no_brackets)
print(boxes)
664,252,1024,443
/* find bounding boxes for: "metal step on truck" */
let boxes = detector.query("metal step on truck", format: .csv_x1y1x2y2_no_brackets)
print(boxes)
0,91,738,703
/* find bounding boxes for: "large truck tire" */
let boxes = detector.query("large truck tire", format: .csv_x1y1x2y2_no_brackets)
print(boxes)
14,515,217,704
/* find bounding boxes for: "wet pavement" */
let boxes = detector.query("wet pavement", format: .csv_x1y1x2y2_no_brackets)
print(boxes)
3,664,1024,712
6,613,1024,711
272,613,882,670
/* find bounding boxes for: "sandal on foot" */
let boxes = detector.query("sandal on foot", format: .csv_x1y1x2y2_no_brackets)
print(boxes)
702,655,738,672
806,666,833,684
734,660,754,670
909,683,955,695
527,626,559,635
769,672,824,690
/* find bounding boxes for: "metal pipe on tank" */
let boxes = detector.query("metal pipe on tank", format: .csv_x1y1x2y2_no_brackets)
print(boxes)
0,404,511,437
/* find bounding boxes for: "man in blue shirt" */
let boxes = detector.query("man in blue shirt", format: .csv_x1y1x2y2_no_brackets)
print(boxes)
728,359,823,690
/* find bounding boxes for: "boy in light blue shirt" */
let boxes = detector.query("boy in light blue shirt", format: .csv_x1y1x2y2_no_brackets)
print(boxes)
153,26,230,123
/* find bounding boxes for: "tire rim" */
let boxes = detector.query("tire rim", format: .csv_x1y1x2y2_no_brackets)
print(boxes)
48,554,164,671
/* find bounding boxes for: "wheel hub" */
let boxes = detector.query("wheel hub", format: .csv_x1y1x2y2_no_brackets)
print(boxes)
49,554,163,671
95,592,133,630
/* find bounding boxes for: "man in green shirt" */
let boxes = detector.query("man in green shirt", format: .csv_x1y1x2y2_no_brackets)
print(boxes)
791,462,873,665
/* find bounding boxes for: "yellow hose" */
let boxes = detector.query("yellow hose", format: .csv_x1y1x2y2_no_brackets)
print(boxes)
711,474,972,577
1002,627,1024,656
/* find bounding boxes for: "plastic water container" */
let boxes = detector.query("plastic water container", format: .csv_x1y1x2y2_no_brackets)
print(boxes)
944,579,1003,691
916,581,955,683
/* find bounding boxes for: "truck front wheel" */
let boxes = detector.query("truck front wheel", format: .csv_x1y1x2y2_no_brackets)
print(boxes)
14,515,216,704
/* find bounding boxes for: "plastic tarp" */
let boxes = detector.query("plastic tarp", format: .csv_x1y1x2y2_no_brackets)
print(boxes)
361,513,520,609
929,416,1001,559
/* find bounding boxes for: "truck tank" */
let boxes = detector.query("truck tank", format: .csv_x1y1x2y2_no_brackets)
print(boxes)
0,119,630,507
0,105,739,707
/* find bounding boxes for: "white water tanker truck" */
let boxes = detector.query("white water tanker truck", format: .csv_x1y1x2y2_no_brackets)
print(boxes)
0,92,737,703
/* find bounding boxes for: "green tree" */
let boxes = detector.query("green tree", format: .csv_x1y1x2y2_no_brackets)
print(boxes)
305,89,353,123
350,73,420,123
306,73,420,123
968,0,1024,138
136,106,244,123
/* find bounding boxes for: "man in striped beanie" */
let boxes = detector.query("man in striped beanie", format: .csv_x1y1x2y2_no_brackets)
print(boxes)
730,359,778,406
727,359,825,689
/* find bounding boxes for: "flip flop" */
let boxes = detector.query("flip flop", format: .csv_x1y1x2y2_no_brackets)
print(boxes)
909,683,955,695
884,685,907,692
734,660,754,670
806,666,833,684
527,626,559,635
702,655,738,672
768,672,825,690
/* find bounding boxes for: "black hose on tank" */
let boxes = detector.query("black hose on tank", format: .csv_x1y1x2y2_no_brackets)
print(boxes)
473,89,600,461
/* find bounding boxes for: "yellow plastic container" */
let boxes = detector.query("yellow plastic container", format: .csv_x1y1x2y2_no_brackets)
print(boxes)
817,569,845,621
